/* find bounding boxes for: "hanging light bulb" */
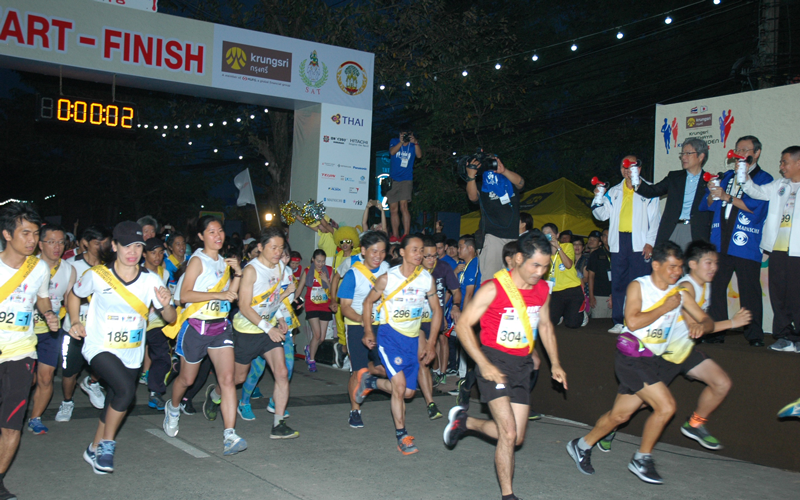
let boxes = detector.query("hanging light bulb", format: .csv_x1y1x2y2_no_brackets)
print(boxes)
161,133,166,137
616,31,624,39
379,84,386,90
144,124,149,129
197,124,202,128
264,108,268,113
222,121,227,125
664,15,672,24
405,81,411,87
462,70,468,77
495,63,502,70
174,125,178,129
236,117,242,122
239,155,243,160
188,141,192,145
185,124,190,129
531,54,539,61
250,114,255,119
209,122,214,127
713,0,721,4
571,43,578,51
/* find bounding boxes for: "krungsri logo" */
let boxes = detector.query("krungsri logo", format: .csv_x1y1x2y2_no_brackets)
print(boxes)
225,47,247,70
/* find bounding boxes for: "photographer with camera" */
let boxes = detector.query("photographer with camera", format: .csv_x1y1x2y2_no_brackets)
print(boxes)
463,154,525,279
388,131,422,243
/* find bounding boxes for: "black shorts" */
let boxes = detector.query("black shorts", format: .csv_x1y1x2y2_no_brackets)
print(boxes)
306,310,333,321
60,332,87,378
233,328,283,365
346,324,380,372
421,322,431,339
615,350,709,395
0,358,36,430
36,330,64,368
176,321,234,364
475,347,534,405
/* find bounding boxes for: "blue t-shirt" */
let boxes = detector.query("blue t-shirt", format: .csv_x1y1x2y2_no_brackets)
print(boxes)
458,258,481,308
389,138,417,182
440,254,458,270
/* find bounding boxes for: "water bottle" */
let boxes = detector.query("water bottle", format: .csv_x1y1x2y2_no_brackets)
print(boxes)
711,179,721,200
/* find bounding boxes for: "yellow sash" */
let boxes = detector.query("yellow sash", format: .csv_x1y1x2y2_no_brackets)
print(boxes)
162,267,230,339
167,254,181,268
0,256,39,304
280,298,301,329
250,280,280,308
352,261,376,286
494,269,535,354
91,266,150,319
379,265,423,318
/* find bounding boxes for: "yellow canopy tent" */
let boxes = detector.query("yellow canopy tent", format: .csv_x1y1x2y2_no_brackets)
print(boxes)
460,177,605,237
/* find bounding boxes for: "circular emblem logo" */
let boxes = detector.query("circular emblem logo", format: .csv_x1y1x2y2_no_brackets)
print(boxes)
737,212,751,226
779,186,786,196
732,231,748,246
394,356,403,365
337,61,368,96
300,50,329,88
558,264,566,271
225,47,247,71
687,117,696,127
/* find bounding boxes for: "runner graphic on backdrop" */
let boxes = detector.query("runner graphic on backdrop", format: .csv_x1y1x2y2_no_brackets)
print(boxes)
566,241,714,485
296,250,333,373
162,215,245,456
67,221,176,474
354,235,442,454
443,231,567,500
0,203,59,498
27,224,76,435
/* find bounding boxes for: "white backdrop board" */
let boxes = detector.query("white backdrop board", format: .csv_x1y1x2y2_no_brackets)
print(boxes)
654,84,800,333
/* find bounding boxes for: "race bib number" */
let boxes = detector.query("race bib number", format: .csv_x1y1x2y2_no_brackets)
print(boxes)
103,314,144,349
79,303,90,325
642,311,677,345
496,308,539,350
204,300,231,318
310,287,328,304
0,296,34,332
421,301,432,322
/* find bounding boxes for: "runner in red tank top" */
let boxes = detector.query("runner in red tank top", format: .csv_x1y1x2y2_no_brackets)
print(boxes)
443,231,567,500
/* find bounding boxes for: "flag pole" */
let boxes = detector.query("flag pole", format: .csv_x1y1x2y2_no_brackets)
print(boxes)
254,200,262,231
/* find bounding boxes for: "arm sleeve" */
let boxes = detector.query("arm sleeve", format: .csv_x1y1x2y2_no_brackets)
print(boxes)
591,194,611,221
72,269,95,298
645,198,661,246
742,180,771,200
635,175,670,198
337,271,357,300
36,270,50,299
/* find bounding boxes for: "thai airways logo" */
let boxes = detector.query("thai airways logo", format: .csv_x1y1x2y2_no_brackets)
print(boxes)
332,114,364,127
732,231,748,246
337,61,368,96
331,114,341,125
225,46,247,70
738,212,751,226
299,50,328,88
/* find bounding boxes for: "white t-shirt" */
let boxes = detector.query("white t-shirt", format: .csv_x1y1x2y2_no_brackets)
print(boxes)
73,265,164,369
185,249,230,321
0,256,50,362
146,265,170,331
380,266,433,337
232,259,284,334
663,275,709,364
624,276,683,357
64,253,96,327
33,259,75,334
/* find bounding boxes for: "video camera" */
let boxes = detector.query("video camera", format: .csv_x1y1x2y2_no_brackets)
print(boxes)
456,148,498,182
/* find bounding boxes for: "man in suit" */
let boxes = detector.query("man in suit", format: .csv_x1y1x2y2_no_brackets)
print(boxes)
635,138,713,249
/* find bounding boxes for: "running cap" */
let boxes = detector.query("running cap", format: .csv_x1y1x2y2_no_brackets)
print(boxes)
145,238,165,252
113,221,145,247
588,230,602,238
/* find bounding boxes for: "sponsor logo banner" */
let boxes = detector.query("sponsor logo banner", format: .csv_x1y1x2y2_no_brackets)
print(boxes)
686,114,712,129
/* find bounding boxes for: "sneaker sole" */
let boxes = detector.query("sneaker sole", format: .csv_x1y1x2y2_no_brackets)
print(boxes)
349,423,364,428
223,440,248,456
54,416,72,423
148,402,166,411
680,426,722,450
203,385,218,421
351,368,372,404
443,406,465,447
596,443,612,453
80,382,105,410
270,432,299,440
94,460,114,473
627,462,663,484
83,449,108,475
429,413,443,420
397,445,419,455
566,442,594,475
180,406,196,416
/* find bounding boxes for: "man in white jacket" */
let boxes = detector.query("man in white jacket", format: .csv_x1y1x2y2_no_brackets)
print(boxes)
592,156,661,333
742,146,800,352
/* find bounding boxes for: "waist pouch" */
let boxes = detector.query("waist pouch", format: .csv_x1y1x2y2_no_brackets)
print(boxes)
616,331,654,358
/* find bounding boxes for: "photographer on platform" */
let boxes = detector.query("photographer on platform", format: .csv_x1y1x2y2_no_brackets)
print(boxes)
388,130,422,243
464,154,525,279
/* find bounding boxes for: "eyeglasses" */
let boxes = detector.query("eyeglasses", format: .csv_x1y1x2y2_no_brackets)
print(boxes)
42,240,66,246
423,253,438,259
734,148,754,154
339,239,352,245
677,152,698,158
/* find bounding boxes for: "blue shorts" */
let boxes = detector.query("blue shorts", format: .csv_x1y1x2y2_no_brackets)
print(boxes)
36,330,64,368
376,325,419,391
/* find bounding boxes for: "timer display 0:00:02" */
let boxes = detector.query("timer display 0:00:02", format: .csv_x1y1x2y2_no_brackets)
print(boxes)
41,98,135,129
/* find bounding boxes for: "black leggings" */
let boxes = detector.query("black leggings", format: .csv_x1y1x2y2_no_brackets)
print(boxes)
90,352,139,423
146,327,171,395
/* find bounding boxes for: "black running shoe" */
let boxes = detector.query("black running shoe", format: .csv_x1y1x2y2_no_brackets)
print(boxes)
628,455,663,484
0,480,16,500
566,438,595,475
443,406,467,447
455,377,471,410
180,398,196,415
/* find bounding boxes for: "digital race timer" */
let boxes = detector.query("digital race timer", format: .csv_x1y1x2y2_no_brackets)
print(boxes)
35,95,137,132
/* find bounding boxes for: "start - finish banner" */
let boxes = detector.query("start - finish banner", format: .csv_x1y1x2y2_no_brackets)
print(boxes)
0,0,374,110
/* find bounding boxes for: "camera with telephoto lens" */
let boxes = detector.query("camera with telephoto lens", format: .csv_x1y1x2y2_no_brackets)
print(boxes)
402,132,413,143
456,148,498,182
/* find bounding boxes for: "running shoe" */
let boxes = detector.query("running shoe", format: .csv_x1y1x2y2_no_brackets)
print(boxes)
94,440,116,473
83,443,108,475
445,368,458,376
180,398,196,415
581,311,589,327
628,455,663,484
566,438,595,475
163,401,180,437
769,338,796,352
608,324,625,334
251,386,263,399
309,360,318,372
427,402,443,420
778,398,800,418
80,376,106,409
304,345,311,363
342,355,351,371
443,406,467,447
333,343,343,368
397,434,418,455
139,370,148,385
266,398,290,418
349,410,364,428
455,378,470,410
680,422,722,450
237,402,256,421
528,411,542,421
203,384,220,421
54,400,75,422
597,430,616,452
148,392,167,411
271,420,299,439
0,480,16,500
432,372,445,387
352,368,375,404
223,431,248,456
27,417,48,435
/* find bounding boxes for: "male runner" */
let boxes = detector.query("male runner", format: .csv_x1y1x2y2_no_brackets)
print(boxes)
566,241,713,484
141,238,171,411
0,203,59,499
27,225,76,434
422,237,461,388
354,235,442,454
443,231,567,500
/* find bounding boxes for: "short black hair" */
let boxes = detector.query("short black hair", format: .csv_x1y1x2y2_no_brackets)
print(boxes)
736,135,762,153
684,240,717,273
360,230,389,252
41,224,66,240
652,241,684,263
502,240,518,265
542,222,558,234
782,145,800,160
445,238,458,248
432,233,447,245
259,226,285,246
82,224,111,243
421,236,436,248
519,213,534,233
459,235,476,249
1,202,42,242
518,229,551,260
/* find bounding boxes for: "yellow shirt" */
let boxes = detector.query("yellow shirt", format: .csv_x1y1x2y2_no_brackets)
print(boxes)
549,243,582,292
318,232,337,259
618,182,634,233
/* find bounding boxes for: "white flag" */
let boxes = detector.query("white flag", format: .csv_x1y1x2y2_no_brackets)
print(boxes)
234,168,256,207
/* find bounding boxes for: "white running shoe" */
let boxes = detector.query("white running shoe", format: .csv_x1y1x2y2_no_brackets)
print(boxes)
55,400,75,422
608,324,625,334
163,400,180,437
80,377,106,409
